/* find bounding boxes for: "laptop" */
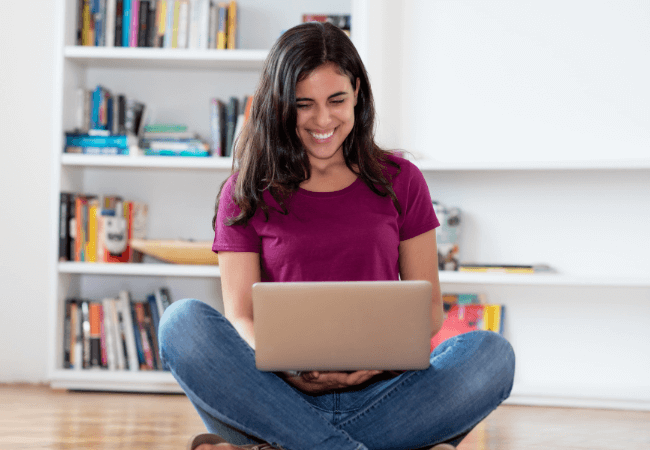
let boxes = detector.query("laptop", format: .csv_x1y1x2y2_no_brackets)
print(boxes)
252,280,432,372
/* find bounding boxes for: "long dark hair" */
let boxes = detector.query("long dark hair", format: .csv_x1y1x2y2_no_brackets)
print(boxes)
212,22,401,230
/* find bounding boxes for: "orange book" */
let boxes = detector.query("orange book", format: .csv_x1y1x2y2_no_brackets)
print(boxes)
89,303,102,367
244,95,253,122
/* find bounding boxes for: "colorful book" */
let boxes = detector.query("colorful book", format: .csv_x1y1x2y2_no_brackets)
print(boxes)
431,304,505,351
216,2,227,49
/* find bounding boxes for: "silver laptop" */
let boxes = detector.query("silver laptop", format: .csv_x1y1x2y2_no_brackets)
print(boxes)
252,280,432,372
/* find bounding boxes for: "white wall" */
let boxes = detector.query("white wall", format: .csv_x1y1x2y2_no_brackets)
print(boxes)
0,1,57,382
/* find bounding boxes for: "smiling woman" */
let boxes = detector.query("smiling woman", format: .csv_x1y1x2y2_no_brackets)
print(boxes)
158,21,515,450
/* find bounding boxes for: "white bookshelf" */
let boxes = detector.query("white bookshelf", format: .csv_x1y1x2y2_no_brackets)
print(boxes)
50,0,354,393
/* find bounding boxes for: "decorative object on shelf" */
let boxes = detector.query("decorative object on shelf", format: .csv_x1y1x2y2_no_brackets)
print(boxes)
432,201,461,271
129,239,219,265
458,264,554,274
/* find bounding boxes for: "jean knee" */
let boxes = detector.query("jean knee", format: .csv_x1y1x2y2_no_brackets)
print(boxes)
482,331,516,395
158,298,212,363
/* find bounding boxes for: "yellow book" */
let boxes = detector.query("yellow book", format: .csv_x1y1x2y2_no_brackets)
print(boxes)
156,0,167,46
216,2,228,50
483,305,502,332
82,0,92,46
86,199,99,262
172,0,181,48
227,0,237,49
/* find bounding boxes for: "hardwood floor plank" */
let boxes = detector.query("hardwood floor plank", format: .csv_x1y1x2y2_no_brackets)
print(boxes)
1,384,649,449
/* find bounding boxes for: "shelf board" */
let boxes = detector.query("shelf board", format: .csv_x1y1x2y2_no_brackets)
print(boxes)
439,270,650,287
413,158,650,171
59,262,220,277
64,46,268,70
49,369,183,393
61,153,234,170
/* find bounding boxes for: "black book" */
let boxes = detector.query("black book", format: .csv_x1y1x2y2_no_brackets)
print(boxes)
146,1,157,47
138,0,150,48
115,0,124,47
59,193,74,261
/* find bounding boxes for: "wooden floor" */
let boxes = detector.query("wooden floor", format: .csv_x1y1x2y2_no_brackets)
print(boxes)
1,384,649,449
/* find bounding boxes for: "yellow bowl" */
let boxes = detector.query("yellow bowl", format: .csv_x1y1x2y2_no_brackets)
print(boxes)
129,239,219,265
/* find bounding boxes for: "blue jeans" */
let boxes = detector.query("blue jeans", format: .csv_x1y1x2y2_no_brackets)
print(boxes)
159,299,515,450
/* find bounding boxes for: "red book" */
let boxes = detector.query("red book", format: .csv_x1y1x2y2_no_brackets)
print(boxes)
430,304,504,351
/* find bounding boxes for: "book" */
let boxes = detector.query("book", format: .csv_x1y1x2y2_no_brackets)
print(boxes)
210,99,226,156
101,298,118,370
105,0,116,47
458,264,554,274
216,2,227,49
63,299,74,368
430,304,505,351
117,290,140,371
59,193,74,261
226,0,236,49
224,96,238,156
302,14,351,36
86,198,99,262
133,302,155,369
115,0,124,46
80,300,91,369
89,302,103,367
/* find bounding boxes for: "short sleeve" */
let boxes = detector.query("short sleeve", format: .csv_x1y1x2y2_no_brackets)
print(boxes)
395,159,440,241
212,175,261,253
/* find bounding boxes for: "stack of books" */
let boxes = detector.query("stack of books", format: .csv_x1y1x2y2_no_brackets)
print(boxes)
210,95,252,157
140,124,209,157
431,292,504,351
76,0,239,50
302,14,351,36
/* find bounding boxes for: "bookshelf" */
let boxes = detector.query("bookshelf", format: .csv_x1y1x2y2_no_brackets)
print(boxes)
50,0,354,392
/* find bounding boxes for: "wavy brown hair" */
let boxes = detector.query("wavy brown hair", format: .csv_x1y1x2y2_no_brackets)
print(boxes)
213,22,401,230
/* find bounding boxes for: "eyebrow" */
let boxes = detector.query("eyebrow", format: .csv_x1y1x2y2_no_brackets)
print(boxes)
295,91,348,102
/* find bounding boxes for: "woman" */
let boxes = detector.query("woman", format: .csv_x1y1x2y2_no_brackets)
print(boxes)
159,22,515,450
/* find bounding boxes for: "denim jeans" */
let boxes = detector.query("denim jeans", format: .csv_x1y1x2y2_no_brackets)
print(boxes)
159,298,515,450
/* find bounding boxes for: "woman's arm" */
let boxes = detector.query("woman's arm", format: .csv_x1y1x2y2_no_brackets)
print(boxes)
218,251,261,349
398,229,444,338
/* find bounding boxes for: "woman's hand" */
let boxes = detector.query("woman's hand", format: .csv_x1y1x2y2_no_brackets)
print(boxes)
282,370,383,393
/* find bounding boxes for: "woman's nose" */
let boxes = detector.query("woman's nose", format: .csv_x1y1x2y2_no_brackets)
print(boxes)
314,105,331,128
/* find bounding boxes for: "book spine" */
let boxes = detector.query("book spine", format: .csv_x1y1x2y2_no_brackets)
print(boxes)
81,300,91,369
118,290,140,371
146,0,157,47
129,0,140,47
138,0,149,47
89,302,102,367
135,302,155,369
74,301,83,370
216,3,227,50
171,0,180,48
226,0,236,49
108,298,126,370
101,298,117,370
86,198,99,262
155,0,166,47
177,0,189,49
224,96,238,156
59,193,73,261
63,299,73,368
143,302,162,369
164,0,174,48
115,0,124,46
122,0,131,46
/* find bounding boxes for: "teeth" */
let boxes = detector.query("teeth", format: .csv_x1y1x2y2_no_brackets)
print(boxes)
310,130,334,140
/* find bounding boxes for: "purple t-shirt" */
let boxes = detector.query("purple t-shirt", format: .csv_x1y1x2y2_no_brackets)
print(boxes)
212,154,439,282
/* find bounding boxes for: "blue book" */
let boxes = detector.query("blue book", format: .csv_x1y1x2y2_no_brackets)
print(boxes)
66,134,129,148
123,0,131,47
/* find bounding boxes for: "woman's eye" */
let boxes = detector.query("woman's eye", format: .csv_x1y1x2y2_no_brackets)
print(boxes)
296,103,310,109
331,99,345,104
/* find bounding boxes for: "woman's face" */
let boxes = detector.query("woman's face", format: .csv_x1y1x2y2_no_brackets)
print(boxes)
294,63,360,165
